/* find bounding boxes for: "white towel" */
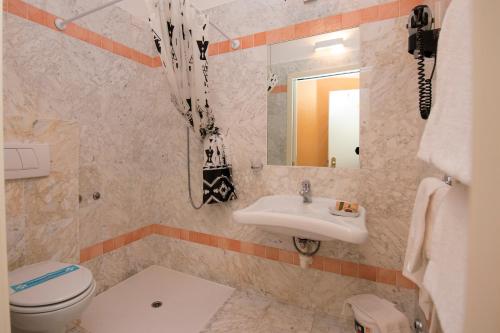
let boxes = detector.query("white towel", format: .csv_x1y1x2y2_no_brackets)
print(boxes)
423,183,468,333
404,178,450,273
417,0,473,185
344,294,412,333
403,178,450,320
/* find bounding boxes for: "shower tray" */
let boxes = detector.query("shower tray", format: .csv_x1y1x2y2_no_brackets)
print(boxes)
80,266,234,333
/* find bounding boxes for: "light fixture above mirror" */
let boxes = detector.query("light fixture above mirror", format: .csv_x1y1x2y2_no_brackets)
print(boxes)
314,38,345,54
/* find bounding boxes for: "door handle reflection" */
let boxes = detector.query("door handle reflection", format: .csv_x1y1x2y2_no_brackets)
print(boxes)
330,156,337,168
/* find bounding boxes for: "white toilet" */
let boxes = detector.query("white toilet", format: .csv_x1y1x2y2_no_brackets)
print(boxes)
9,261,96,333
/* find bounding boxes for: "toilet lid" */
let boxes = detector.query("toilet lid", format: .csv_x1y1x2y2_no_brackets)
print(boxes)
9,261,93,307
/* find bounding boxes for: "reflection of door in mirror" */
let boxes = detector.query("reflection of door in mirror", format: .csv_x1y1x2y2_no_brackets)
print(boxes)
329,89,360,169
293,71,359,168
266,27,361,168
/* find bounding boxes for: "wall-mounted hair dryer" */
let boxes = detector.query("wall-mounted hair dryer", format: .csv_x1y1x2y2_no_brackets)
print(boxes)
407,5,440,119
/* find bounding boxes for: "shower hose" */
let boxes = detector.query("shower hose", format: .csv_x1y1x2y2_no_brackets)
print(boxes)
186,127,204,210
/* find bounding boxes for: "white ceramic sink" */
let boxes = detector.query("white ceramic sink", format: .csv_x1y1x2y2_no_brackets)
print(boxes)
233,195,368,244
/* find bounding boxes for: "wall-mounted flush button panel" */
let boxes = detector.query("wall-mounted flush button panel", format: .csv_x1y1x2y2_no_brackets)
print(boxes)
4,149,23,171
17,149,39,169
4,143,50,180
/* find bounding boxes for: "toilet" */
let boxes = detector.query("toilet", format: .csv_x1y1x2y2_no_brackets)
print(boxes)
9,261,96,333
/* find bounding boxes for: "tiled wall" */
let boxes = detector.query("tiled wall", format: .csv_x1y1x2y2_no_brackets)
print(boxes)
208,0,417,56
3,0,449,323
156,0,429,269
3,0,171,271
146,0,442,321
3,0,161,67
5,116,80,268
80,224,417,289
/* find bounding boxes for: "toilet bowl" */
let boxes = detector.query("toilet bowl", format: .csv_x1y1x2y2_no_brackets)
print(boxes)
9,261,96,333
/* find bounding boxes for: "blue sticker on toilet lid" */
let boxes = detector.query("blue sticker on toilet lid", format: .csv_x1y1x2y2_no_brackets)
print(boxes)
10,265,80,294
9,261,93,307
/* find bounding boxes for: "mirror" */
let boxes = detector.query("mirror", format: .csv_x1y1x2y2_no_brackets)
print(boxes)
267,28,361,168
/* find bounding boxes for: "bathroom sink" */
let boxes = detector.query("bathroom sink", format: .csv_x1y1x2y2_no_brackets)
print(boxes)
233,195,368,244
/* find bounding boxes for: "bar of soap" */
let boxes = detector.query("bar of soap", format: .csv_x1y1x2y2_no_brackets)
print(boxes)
336,201,359,213
329,201,360,217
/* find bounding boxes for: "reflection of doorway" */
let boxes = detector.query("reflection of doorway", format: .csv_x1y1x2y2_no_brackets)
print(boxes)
291,70,359,167
329,89,360,168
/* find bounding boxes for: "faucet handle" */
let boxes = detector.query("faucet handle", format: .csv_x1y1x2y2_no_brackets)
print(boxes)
299,180,312,203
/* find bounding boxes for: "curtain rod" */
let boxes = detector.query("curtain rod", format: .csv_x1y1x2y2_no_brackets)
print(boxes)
54,0,240,50
190,5,240,50
54,0,123,30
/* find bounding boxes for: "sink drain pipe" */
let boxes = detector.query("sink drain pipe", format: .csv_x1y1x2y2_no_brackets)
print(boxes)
292,237,321,269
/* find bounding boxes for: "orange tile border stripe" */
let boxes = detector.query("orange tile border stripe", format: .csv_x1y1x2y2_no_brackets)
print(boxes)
3,0,162,68
80,224,417,290
79,225,155,262
4,0,423,67
208,0,423,57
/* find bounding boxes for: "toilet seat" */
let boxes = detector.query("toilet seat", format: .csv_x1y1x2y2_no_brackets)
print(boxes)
10,279,96,314
9,261,94,314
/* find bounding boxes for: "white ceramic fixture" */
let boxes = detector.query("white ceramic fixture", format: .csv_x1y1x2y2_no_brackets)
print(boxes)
9,261,96,333
81,266,234,333
233,195,368,243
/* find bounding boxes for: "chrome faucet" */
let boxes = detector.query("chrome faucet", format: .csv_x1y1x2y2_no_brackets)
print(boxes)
299,180,312,203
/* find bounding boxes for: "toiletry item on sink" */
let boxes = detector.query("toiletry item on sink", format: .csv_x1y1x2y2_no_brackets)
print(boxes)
329,200,360,217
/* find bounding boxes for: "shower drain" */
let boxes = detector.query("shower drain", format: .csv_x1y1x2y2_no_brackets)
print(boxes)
151,301,163,308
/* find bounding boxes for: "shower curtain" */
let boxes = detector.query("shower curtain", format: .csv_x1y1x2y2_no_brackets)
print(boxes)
145,0,237,205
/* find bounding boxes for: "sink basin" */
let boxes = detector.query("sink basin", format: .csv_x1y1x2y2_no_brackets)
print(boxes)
233,195,368,244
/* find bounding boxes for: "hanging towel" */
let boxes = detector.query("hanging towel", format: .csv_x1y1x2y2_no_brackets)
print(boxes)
417,0,473,185
403,178,450,320
344,294,412,333
203,132,237,204
423,183,468,333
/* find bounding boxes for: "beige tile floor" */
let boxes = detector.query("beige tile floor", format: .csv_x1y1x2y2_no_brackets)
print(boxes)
68,289,353,333
201,290,352,333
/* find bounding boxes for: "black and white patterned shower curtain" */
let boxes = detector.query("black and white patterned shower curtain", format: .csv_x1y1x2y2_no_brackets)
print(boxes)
146,0,236,205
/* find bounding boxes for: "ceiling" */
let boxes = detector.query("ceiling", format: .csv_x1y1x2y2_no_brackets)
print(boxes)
116,0,238,21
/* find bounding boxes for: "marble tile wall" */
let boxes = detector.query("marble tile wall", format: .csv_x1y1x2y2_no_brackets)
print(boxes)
150,235,418,325
206,0,397,42
22,0,155,55
267,91,287,165
3,0,448,324
3,3,172,270
156,15,426,270
80,232,418,326
149,0,431,321
4,116,80,268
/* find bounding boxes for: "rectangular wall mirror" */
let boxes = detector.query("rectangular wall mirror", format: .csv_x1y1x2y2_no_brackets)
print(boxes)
267,28,361,168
